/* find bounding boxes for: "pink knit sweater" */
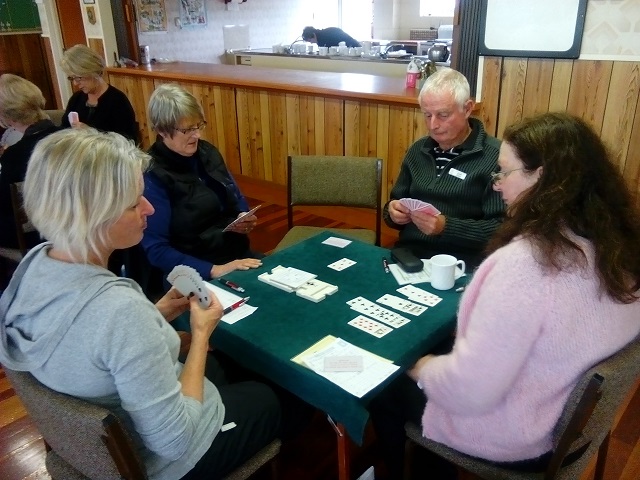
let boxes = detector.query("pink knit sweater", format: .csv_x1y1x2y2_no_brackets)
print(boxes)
418,236,640,461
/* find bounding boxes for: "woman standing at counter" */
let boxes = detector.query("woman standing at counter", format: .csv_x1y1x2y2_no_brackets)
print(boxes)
142,84,262,282
60,44,138,143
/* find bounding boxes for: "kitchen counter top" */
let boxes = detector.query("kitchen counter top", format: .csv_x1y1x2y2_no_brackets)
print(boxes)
106,61,425,106
230,48,417,64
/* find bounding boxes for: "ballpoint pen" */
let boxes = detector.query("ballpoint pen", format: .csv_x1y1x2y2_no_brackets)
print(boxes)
218,278,245,293
382,257,391,274
223,297,250,315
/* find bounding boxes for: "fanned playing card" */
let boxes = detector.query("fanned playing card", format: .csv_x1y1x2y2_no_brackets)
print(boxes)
167,265,211,308
398,198,441,216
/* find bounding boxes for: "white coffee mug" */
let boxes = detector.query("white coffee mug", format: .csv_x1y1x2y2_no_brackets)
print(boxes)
329,46,339,55
430,254,465,290
318,46,329,56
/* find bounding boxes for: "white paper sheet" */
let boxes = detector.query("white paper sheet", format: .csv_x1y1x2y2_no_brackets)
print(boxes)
204,283,256,324
301,338,399,398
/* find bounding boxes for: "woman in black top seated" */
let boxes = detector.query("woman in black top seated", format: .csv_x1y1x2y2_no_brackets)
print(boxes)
0,74,58,249
142,83,262,283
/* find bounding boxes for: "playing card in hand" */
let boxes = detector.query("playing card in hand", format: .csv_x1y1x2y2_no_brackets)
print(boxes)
398,198,441,216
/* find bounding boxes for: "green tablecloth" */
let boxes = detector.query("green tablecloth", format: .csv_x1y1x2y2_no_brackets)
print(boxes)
211,231,463,444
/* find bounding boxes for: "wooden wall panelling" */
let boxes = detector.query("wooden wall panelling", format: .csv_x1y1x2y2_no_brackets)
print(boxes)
107,73,155,147
624,96,640,207
496,58,528,138
323,97,344,156
599,62,640,172
313,96,326,155
297,95,317,155
386,105,416,196
522,59,554,119
548,59,573,112
478,56,502,137
268,91,287,184
343,99,361,156
217,85,241,174
285,93,301,159
566,61,613,134
235,88,253,177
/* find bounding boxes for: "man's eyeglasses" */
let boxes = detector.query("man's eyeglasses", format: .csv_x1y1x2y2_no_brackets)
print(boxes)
174,122,207,135
67,75,87,82
490,168,525,184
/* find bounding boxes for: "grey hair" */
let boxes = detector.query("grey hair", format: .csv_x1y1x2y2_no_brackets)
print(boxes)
60,44,105,78
148,83,204,136
419,68,470,109
0,74,47,126
24,128,150,263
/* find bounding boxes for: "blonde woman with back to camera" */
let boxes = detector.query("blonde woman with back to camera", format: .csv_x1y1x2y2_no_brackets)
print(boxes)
0,74,58,249
60,44,138,142
0,128,281,479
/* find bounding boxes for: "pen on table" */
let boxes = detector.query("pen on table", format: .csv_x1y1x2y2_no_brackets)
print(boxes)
455,286,465,292
218,278,245,293
223,297,250,315
382,257,391,274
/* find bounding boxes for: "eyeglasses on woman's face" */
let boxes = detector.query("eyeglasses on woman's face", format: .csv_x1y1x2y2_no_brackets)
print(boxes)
67,75,88,83
174,121,207,135
490,168,525,184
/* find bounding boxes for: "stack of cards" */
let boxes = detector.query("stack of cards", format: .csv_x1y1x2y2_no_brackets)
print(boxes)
399,198,441,216
397,285,442,307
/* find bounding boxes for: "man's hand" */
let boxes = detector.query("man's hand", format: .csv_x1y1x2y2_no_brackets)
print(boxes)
411,211,446,235
388,200,412,225
155,287,190,322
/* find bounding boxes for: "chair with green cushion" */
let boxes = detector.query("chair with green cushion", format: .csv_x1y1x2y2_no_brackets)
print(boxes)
44,109,65,126
274,155,383,252
404,336,640,480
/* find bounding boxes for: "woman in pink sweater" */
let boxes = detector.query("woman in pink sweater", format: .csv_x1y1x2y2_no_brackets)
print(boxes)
371,113,640,479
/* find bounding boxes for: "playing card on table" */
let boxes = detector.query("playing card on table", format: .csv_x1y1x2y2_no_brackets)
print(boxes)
397,285,442,307
328,258,356,271
346,296,410,328
376,294,428,316
398,198,441,216
348,315,393,338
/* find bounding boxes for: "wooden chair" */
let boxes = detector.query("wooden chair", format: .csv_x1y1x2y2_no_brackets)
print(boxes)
274,155,383,252
404,336,640,480
4,367,147,480
5,367,281,480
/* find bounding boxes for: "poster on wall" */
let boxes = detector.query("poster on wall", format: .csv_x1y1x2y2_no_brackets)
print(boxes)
136,0,168,33
179,0,207,28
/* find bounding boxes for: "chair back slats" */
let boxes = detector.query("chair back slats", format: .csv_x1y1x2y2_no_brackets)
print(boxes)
543,373,603,479
286,155,383,246
4,367,147,480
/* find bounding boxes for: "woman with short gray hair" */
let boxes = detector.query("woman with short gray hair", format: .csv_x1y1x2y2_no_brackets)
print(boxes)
0,73,58,249
59,44,138,142
143,83,262,282
0,128,281,479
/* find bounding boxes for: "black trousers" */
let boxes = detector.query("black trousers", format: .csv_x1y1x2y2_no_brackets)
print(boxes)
181,381,281,480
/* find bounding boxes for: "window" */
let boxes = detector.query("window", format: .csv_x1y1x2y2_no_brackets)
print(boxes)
420,0,455,17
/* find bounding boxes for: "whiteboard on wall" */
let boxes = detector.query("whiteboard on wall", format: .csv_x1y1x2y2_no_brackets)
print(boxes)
478,0,588,58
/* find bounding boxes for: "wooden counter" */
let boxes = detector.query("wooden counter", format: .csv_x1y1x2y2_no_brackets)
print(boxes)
105,62,433,202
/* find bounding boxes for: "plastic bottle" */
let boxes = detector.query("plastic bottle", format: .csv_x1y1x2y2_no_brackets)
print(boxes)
405,59,420,89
